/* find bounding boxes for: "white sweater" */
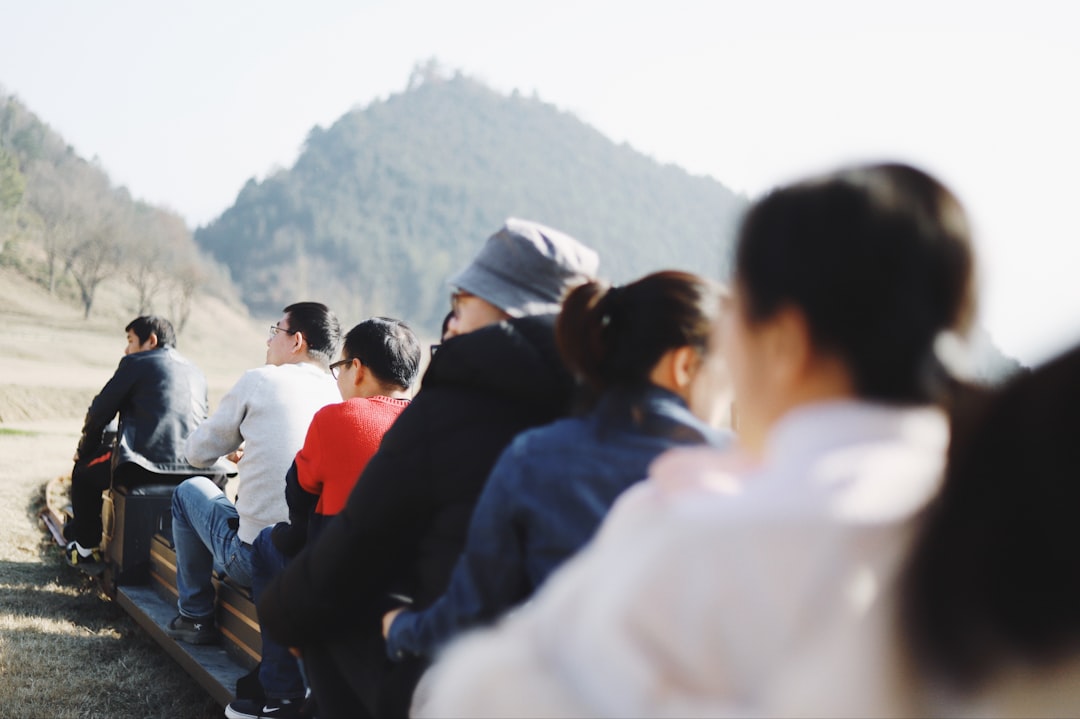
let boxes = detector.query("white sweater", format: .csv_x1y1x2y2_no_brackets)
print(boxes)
184,362,340,543
417,400,950,718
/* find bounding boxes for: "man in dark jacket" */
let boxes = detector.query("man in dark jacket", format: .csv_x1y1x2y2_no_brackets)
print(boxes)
256,219,599,719
65,315,212,571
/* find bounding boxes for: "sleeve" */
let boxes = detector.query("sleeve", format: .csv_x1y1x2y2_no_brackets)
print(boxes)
272,460,317,557
76,357,137,461
386,440,531,660
257,389,435,648
183,370,256,468
418,493,750,718
293,407,327,495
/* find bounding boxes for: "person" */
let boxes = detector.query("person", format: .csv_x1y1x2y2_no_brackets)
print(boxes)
382,270,734,663
414,162,976,717
224,317,422,719
257,218,599,718
900,343,1080,716
165,302,342,645
65,315,211,572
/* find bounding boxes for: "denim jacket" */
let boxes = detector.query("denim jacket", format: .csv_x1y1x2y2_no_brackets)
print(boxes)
385,384,732,660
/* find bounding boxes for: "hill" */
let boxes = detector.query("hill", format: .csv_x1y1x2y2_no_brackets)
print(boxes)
0,262,266,426
195,64,747,334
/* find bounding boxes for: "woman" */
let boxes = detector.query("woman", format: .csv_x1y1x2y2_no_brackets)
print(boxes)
902,342,1080,716
383,271,732,666
414,162,976,718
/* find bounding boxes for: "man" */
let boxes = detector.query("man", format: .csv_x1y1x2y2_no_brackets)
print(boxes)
165,302,342,644
66,315,209,572
258,218,599,717
225,317,422,719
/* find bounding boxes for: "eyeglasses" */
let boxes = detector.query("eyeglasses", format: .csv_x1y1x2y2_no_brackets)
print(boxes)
329,357,355,379
269,324,298,339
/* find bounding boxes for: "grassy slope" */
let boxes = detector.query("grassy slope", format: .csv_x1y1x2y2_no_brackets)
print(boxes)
0,265,266,717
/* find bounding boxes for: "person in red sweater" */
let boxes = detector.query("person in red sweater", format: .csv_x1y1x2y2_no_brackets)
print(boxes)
227,317,421,719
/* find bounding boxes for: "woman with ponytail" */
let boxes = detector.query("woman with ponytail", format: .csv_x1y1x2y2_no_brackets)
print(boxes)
416,163,977,718
382,270,732,669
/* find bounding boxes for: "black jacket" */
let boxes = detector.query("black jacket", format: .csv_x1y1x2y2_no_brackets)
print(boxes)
76,347,211,475
258,314,575,714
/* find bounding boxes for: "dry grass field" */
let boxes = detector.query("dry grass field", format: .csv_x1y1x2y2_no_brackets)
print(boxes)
0,266,267,718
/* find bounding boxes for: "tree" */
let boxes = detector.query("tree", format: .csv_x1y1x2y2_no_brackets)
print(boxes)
65,188,127,318
123,205,189,315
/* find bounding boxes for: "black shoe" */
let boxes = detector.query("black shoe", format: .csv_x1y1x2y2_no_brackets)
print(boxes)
165,614,218,644
64,541,105,575
224,696,303,719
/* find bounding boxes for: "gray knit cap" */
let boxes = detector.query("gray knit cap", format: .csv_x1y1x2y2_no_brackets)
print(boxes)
449,218,600,317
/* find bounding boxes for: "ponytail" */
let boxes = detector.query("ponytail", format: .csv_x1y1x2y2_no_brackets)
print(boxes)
556,271,720,394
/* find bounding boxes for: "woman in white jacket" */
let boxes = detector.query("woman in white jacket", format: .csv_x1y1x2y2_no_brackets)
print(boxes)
415,162,977,718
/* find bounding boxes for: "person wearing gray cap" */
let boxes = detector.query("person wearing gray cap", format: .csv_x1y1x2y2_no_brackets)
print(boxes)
258,218,598,719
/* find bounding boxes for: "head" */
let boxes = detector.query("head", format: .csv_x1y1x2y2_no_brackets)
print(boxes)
725,162,976,452
902,344,1080,690
556,271,728,423
446,218,599,336
331,317,422,399
124,316,176,355
266,301,342,367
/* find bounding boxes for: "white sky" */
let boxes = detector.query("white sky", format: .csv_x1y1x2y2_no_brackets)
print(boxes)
2,0,1078,366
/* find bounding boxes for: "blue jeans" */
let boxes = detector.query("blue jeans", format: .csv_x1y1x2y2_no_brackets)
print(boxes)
171,476,254,618
252,525,305,699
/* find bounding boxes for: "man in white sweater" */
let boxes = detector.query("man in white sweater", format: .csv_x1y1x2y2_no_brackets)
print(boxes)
166,302,343,644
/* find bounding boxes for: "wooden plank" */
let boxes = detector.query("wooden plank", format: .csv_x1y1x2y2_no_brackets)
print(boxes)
116,584,250,707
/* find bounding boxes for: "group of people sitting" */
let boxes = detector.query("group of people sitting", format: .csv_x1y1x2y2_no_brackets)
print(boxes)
63,161,1080,718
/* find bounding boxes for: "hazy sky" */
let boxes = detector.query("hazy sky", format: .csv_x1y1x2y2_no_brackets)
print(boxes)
2,0,1078,366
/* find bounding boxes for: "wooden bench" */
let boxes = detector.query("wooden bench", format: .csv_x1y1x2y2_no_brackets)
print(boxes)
115,532,261,706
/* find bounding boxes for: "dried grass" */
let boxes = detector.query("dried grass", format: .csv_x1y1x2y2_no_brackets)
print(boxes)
0,429,220,718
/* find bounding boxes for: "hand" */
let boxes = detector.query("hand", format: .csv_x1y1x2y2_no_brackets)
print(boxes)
289,646,302,658
382,607,405,639
226,448,244,464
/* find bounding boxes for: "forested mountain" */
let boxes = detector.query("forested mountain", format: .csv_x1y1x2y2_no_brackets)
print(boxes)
0,88,236,329
195,64,746,333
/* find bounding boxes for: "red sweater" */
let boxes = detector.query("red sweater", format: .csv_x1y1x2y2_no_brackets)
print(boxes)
294,395,410,516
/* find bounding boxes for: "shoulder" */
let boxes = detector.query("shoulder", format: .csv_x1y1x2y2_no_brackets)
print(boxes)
424,314,570,403
509,416,588,454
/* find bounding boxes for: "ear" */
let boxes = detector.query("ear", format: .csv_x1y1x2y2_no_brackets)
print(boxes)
351,360,366,388
765,305,813,386
670,345,700,391
290,331,306,355
144,332,159,350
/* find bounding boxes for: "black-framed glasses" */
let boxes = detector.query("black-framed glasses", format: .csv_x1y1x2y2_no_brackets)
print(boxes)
329,357,354,379
269,324,297,339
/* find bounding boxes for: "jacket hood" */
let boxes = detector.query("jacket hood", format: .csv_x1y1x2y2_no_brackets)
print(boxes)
423,314,572,414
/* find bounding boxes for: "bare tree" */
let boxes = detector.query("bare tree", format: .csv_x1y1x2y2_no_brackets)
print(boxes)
124,205,178,315
24,160,80,293
65,188,128,318
167,257,204,334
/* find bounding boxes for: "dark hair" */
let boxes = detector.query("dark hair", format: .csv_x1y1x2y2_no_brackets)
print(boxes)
440,310,454,341
556,271,720,394
126,315,176,348
283,302,341,365
901,346,1080,691
343,317,422,390
735,163,975,404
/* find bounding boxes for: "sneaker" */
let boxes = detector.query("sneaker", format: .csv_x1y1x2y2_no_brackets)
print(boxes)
64,541,105,575
165,614,218,645
224,696,303,719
